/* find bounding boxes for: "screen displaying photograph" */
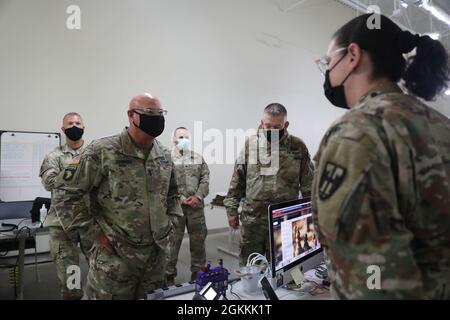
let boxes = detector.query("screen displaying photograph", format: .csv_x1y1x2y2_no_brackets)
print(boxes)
271,202,321,271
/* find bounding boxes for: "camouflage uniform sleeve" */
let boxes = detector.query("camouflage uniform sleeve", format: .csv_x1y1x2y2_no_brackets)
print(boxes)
299,144,314,198
52,144,103,232
39,153,61,192
195,157,210,201
223,142,247,217
167,161,183,218
314,122,424,299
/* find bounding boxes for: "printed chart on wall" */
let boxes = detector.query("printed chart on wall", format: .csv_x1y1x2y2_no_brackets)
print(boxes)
0,131,60,202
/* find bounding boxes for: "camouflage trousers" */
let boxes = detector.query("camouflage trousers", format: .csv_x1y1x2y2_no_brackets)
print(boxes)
166,205,207,280
239,214,270,266
85,240,166,300
49,225,96,300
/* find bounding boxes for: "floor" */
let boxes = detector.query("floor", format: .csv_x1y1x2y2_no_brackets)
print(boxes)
0,229,240,300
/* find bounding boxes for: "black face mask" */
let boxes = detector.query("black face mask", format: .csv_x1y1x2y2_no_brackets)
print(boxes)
133,112,165,138
323,54,353,110
64,126,84,141
262,129,285,143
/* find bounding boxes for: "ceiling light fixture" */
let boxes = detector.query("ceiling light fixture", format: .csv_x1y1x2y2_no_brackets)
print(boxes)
421,0,450,27
427,32,440,39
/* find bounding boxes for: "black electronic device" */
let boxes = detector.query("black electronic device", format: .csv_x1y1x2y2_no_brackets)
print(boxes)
260,276,278,301
0,222,18,232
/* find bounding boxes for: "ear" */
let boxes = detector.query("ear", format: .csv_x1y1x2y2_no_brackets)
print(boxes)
258,120,263,129
347,42,362,70
61,127,65,133
284,121,290,130
128,110,138,127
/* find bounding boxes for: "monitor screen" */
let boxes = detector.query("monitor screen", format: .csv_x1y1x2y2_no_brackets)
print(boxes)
268,198,322,277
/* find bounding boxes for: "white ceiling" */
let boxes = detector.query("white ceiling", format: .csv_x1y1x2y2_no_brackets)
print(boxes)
272,0,450,51
271,0,449,112
350,0,450,47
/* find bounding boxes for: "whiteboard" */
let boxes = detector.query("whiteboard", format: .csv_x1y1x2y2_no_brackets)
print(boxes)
0,131,60,202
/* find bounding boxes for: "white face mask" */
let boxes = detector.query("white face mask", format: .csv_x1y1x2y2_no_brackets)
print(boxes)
176,138,191,151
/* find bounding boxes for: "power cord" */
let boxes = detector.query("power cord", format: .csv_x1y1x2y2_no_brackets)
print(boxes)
246,252,272,280
229,280,242,300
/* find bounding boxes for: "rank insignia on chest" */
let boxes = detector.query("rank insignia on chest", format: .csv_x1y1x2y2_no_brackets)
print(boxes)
63,167,77,181
318,162,347,200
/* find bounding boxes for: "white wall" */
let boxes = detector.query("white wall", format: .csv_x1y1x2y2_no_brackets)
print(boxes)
1,0,447,230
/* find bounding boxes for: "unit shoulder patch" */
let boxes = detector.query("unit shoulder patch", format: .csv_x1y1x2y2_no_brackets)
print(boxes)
318,162,347,200
63,167,77,181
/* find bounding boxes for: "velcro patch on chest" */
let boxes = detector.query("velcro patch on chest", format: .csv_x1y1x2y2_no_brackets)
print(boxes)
318,162,347,200
113,159,133,167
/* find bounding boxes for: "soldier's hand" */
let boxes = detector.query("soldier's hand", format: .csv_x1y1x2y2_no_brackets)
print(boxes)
189,196,201,208
95,232,114,254
182,197,194,207
184,196,201,208
228,215,240,229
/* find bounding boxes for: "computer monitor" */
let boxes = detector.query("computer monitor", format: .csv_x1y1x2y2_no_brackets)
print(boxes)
268,198,323,287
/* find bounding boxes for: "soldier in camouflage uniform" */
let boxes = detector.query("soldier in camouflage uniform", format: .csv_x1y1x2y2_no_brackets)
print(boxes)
312,14,450,299
53,93,183,299
166,127,209,285
224,103,314,265
39,112,96,300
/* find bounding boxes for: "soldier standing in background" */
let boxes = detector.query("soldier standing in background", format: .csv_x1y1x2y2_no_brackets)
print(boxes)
39,112,96,300
312,14,450,299
166,127,209,285
224,103,314,265
53,93,183,299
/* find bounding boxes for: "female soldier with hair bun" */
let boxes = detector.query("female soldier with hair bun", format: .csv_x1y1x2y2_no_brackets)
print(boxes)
312,13,450,299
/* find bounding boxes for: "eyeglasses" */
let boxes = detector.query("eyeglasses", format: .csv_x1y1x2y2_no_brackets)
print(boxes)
132,108,168,116
315,47,347,76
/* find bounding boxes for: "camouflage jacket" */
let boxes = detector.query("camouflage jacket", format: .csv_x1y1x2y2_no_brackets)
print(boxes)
312,83,450,299
171,149,210,207
53,128,183,252
224,132,314,220
39,143,85,227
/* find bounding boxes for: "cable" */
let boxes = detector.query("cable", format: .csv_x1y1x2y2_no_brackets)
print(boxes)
246,252,272,280
16,218,31,229
0,226,32,298
13,226,32,297
0,225,33,257
229,281,242,300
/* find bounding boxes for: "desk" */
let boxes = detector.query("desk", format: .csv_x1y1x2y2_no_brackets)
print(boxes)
164,269,333,300
0,218,47,299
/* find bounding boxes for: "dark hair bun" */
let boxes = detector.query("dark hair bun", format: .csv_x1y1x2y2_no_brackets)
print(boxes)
396,30,420,54
333,14,450,101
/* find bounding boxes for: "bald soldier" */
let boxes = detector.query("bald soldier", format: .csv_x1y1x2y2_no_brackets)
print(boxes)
166,127,209,285
224,103,315,265
39,112,96,300
53,93,183,299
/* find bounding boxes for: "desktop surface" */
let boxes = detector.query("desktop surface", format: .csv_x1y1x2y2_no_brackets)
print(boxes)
163,268,332,301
